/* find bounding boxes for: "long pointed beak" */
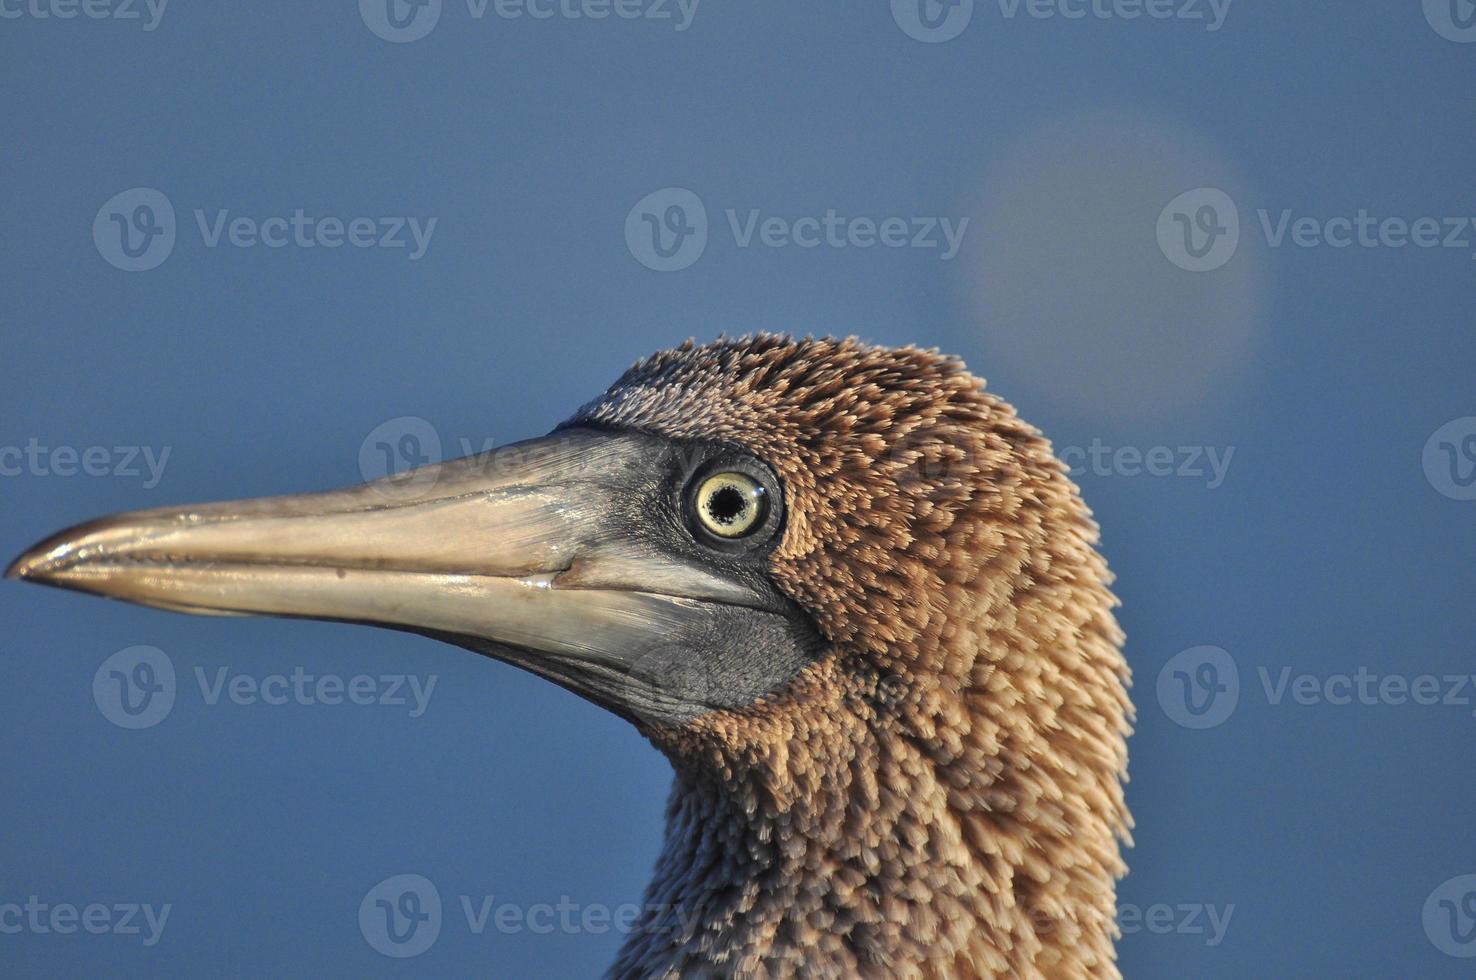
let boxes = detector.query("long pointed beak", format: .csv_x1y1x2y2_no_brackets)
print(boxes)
6,429,789,722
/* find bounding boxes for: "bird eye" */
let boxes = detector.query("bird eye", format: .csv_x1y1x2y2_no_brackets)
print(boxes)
693,471,768,539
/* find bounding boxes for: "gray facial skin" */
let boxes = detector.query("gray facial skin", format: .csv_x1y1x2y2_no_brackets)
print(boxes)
7,427,823,728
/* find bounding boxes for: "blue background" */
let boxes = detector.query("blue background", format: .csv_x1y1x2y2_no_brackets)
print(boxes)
3,2,1474,976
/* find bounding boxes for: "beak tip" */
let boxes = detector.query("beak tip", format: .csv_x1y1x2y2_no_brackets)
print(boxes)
7,543,55,582
6,553,37,582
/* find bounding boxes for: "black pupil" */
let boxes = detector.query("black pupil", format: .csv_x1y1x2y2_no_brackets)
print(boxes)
707,485,749,526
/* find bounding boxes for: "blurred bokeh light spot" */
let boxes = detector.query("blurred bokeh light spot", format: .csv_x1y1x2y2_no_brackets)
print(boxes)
963,109,1267,424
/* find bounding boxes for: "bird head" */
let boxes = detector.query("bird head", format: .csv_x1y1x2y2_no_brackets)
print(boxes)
8,335,1126,791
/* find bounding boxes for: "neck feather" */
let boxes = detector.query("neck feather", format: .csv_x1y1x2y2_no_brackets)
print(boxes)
611,609,1131,980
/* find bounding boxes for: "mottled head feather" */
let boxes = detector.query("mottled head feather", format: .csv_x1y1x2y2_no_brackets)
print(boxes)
573,335,1132,979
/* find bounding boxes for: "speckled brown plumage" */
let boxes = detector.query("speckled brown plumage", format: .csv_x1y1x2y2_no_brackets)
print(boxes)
571,335,1132,980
